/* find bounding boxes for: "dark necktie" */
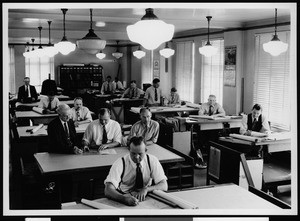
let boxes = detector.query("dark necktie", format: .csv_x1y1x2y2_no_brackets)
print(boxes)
252,118,257,130
25,86,29,97
116,82,119,90
76,110,81,121
47,100,52,110
135,163,143,189
64,122,69,138
102,125,108,144
208,105,213,116
154,88,158,101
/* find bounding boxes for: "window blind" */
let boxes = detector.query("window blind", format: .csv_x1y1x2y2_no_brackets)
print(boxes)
175,41,195,102
9,46,16,94
201,39,224,105
254,31,290,131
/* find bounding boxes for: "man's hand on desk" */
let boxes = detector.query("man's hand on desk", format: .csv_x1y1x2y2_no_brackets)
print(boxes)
83,145,90,152
123,194,139,206
74,121,80,127
134,187,148,202
98,144,110,151
73,146,83,154
245,130,252,136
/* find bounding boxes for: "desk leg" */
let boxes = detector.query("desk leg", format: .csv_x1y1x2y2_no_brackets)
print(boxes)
190,125,204,164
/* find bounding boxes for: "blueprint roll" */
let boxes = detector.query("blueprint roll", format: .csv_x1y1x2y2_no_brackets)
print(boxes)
152,190,198,209
81,198,116,209
31,124,44,134
229,133,263,142
32,106,44,114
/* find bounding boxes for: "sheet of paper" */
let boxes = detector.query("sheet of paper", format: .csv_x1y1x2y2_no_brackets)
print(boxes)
99,149,117,155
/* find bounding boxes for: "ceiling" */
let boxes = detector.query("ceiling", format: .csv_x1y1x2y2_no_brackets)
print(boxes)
6,3,293,46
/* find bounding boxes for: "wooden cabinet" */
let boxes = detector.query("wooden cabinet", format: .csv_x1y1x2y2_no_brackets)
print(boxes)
58,64,103,97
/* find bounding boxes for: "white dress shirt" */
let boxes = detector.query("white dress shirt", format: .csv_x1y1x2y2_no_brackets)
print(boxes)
144,86,162,105
70,106,92,122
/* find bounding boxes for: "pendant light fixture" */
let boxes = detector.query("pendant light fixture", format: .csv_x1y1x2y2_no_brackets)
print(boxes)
127,8,175,50
199,16,218,57
27,38,36,58
96,50,106,59
35,26,46,58
54,9,76,55
133,45,146,59
76,9,106,54
23,42,30,58
263,8,288,56
112,40,123,59
159,42,175,58
44,21,58,57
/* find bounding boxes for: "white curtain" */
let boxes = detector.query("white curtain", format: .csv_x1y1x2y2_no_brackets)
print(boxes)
201,39,224,105
9,46,16,94
175,41,194,102
254,31,290,131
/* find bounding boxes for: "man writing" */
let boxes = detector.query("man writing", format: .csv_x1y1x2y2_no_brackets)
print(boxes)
104,136,168,206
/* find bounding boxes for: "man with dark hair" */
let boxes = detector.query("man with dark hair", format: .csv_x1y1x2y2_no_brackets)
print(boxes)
82,108,122,151
122,80,144,99
38,90,60,114
144,78,162,106
127,107,159,146
104,136,168,206
240,103,271,135
17,77,38,103
166,87,181,106
47,103,82,154
101,75,116,94
113,77,124,91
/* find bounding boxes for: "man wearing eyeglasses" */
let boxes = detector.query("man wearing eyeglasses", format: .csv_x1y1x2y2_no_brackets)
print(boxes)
104,136,168,206
70,97,93,127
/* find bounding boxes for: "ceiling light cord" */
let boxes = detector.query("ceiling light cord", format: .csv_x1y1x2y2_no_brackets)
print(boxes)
38,26,42,48
47,21,52,45
62,9,68,39
274,8,278,36
206,16,212,45
90,8,93,30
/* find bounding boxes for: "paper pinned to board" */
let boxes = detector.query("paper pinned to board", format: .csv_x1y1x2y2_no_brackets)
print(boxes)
152,190,199,209
81,198,116,209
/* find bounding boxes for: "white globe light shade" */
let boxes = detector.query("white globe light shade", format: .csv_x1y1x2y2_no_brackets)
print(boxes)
35,47,47,58
199,44,218,57
263,38,288,56
27,49,37,58
159,48,175,58
23,50,30,58
127,20,174,50
112,52,123,59
96,52,106,59
76,39,106,55
44,46,59,57
133,50,146,59
54,41,76,55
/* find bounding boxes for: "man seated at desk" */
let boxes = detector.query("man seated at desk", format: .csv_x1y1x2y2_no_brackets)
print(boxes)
166,87,181,106
47,103,82,154
82,108,122,151
104,136,168,206
70,97,93,127
112,77,124,91
38,90,60,114
101,75,116,95
144,78,162,107
121,80,144,99
198,94,225,117
17,77,38,103
127,107,160,146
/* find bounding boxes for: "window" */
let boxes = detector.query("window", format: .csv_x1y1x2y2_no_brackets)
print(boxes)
254,31,290,131
9,46,16,94
175,41,195,102
25,56,55,93
200,39,224,105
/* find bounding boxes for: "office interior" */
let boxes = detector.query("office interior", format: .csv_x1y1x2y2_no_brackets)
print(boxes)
3,2,297,217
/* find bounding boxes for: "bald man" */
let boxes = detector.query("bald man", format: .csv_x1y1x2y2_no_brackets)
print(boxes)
47,103,82,154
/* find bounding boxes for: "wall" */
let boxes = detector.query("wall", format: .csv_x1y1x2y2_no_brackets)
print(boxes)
14,45,26,92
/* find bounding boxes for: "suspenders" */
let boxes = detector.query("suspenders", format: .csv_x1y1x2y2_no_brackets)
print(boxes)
119,154,152,190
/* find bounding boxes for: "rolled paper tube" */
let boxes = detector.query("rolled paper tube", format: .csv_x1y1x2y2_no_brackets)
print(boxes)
152,190,198,209
81,198,116,209
32,106,44,114
31,124,44,134
229,133,263,142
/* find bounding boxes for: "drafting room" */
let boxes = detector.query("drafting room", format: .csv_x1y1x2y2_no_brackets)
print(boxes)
3,2,297,217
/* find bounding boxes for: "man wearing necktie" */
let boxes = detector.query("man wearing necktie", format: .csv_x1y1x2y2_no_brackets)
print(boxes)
198,95,225,117
17,77,38,103
70,97,92,127
38,91,60,114
144,78,162,107
101,76,116,95
82,108,122,152
121,80,143,99
104,136,168,206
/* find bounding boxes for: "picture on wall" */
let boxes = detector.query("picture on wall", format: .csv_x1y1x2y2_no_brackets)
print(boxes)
224,45,237,87
153,59,160,78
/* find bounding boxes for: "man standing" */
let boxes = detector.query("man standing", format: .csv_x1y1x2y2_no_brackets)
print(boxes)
70,97,93,127
17,77,38,103
82,108,122,151
101,76,116,95
47,103,82,154
104,136,168,206
198,94,225,117
144,78,162,107
122,80,144,99
127,108,159,146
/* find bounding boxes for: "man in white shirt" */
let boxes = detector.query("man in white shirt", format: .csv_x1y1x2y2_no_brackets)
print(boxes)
104,136,168,206
38,91,60,114
121,80,144,99
70,97,93,127
144,78,162,107
101,76,116,94
112,77,124,91
82,108,122,151
240,103,271,135
198,94,225,117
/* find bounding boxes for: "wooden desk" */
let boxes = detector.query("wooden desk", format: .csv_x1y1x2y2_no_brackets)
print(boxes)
62,183,281,211
15,111,57,125
131,106,199,115
185,117,242,131
15,99,74,110
218,132,291,153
